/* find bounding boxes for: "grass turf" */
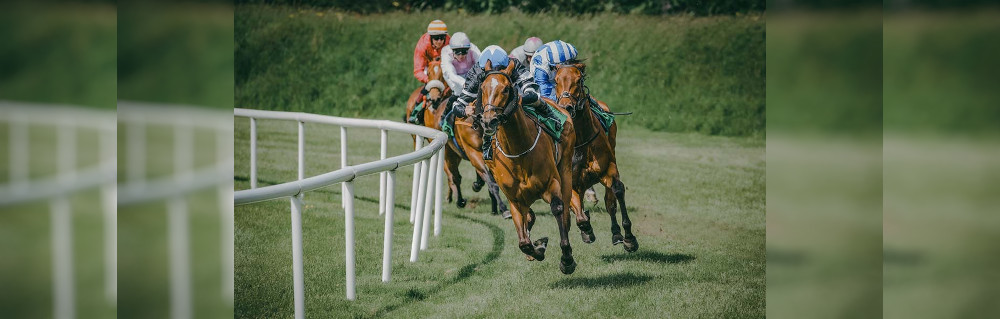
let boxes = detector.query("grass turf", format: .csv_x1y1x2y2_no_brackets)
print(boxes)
234,117,764,317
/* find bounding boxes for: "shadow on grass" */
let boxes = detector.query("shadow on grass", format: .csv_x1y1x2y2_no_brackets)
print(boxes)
549,273,655,289
368,213,505,318
600,251,695,264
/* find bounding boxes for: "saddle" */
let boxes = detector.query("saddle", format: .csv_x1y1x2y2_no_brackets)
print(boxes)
587,96,615,134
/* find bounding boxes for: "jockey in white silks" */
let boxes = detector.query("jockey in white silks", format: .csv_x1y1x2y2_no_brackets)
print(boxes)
529,40,579,101
508,37,543,66
440,32,481,97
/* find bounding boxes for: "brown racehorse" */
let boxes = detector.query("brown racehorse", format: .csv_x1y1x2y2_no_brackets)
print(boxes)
449,111,511,218
475,60,578,274
404,59,509,215
553,62,638,252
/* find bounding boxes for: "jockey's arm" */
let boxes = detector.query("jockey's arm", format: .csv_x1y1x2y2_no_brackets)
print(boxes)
511,60,540,105
454,67,484,118
440,50,464,92
413,38,430,83
534,66,555,101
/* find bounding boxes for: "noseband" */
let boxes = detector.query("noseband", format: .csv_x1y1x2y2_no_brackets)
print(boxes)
476,70,519,126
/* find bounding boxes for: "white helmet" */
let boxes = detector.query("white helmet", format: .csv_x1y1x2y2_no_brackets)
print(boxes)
450,32,471,49
523,37,543,54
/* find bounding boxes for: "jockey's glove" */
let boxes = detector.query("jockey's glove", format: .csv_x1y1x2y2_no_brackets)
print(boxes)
521,89,539,106
454,101,468,118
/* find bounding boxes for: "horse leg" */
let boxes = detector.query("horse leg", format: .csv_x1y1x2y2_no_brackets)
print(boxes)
523,208,537,260
605,164,637,252
510,201,546,262
570,187,595,244
472,173,485,192
602,179,624,245
444,149,465,208
546,176,577,274
484,170,510,219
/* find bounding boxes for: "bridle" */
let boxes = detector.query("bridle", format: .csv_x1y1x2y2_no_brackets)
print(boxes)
555,64,590,119
476,70,519,132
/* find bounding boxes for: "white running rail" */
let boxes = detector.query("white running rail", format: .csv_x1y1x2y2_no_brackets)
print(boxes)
0,101,116,319
234,108,447,318
117,101,234,319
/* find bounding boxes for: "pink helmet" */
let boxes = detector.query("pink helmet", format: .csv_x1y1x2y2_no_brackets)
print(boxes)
523,37,543,54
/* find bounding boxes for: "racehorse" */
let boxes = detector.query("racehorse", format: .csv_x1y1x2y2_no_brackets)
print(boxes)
405,59,509,216
553,61,637,252
475,59,578,274
448,111,511,218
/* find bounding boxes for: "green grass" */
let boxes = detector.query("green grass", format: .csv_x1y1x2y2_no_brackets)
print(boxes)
236,6,764,136
234,117,765,317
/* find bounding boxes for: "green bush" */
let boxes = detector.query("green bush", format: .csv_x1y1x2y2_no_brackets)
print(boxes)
236,6,764,136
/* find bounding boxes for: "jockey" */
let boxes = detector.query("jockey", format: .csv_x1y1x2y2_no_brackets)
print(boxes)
529,40,579,101
453,45,549,160
440,32,481,110
508,37,543,65
413,19,451,86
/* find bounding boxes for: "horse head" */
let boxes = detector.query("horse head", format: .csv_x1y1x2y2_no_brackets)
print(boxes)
424,58,447,107
554,62,588,118
477,59,518,136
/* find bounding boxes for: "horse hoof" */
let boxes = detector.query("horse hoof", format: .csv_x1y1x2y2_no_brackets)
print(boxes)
578,220,595,244
472,181,484,192
456,198,467,208
623,235,639,253
560,257,577,275
581,230,596,244
612,234,624,246
534,237,548,260
502,210,512,219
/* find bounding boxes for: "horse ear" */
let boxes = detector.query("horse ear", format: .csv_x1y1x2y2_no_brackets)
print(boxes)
504,60,516,74
484,59,493,71
575,63,586,74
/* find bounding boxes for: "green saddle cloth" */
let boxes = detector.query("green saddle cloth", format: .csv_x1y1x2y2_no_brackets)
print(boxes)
589,97,615,134
441,110,455,138
408,101,425,124
524,102,569,141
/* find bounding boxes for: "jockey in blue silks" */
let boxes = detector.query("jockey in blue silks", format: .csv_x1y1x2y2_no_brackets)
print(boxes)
529,40,579,101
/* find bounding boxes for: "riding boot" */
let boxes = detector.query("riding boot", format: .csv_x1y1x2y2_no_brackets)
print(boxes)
531,101,554,119
482,134,494,161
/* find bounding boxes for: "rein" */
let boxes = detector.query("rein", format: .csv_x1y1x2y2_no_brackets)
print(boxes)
494,125,542,158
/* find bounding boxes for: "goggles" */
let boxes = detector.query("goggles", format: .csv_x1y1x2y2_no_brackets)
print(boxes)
453,48,469,55
430,34,446,41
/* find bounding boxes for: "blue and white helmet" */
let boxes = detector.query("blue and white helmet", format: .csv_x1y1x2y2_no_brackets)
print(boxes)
478,45,509,69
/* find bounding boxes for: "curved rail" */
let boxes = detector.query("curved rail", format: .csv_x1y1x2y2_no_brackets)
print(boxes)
234,108,448,318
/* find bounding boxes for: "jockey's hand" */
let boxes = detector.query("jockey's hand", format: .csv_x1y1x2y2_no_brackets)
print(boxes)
464,103,477,118
521,90,539,106
454,101,468,118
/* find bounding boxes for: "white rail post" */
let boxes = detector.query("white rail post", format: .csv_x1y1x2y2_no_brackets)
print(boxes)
250,117,257,189
378,129,387,216
298,121,305,200
128,118,145,188
409,138,423,223
434,148,445,236
169,123,193,319
382,170,396,282
9,115,28,191
218,128,234,305
52,122,75,319
289,195,305,319
420,152,437,250
344,181,356,300
100,126,117,303
410,156,431,262
340,126,347,208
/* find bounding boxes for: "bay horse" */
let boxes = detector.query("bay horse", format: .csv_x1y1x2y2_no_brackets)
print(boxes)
475,59,578,274
404,59,509,216
553,61,637,252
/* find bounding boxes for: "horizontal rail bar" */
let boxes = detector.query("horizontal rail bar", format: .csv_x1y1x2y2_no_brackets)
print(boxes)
233,108,447,206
